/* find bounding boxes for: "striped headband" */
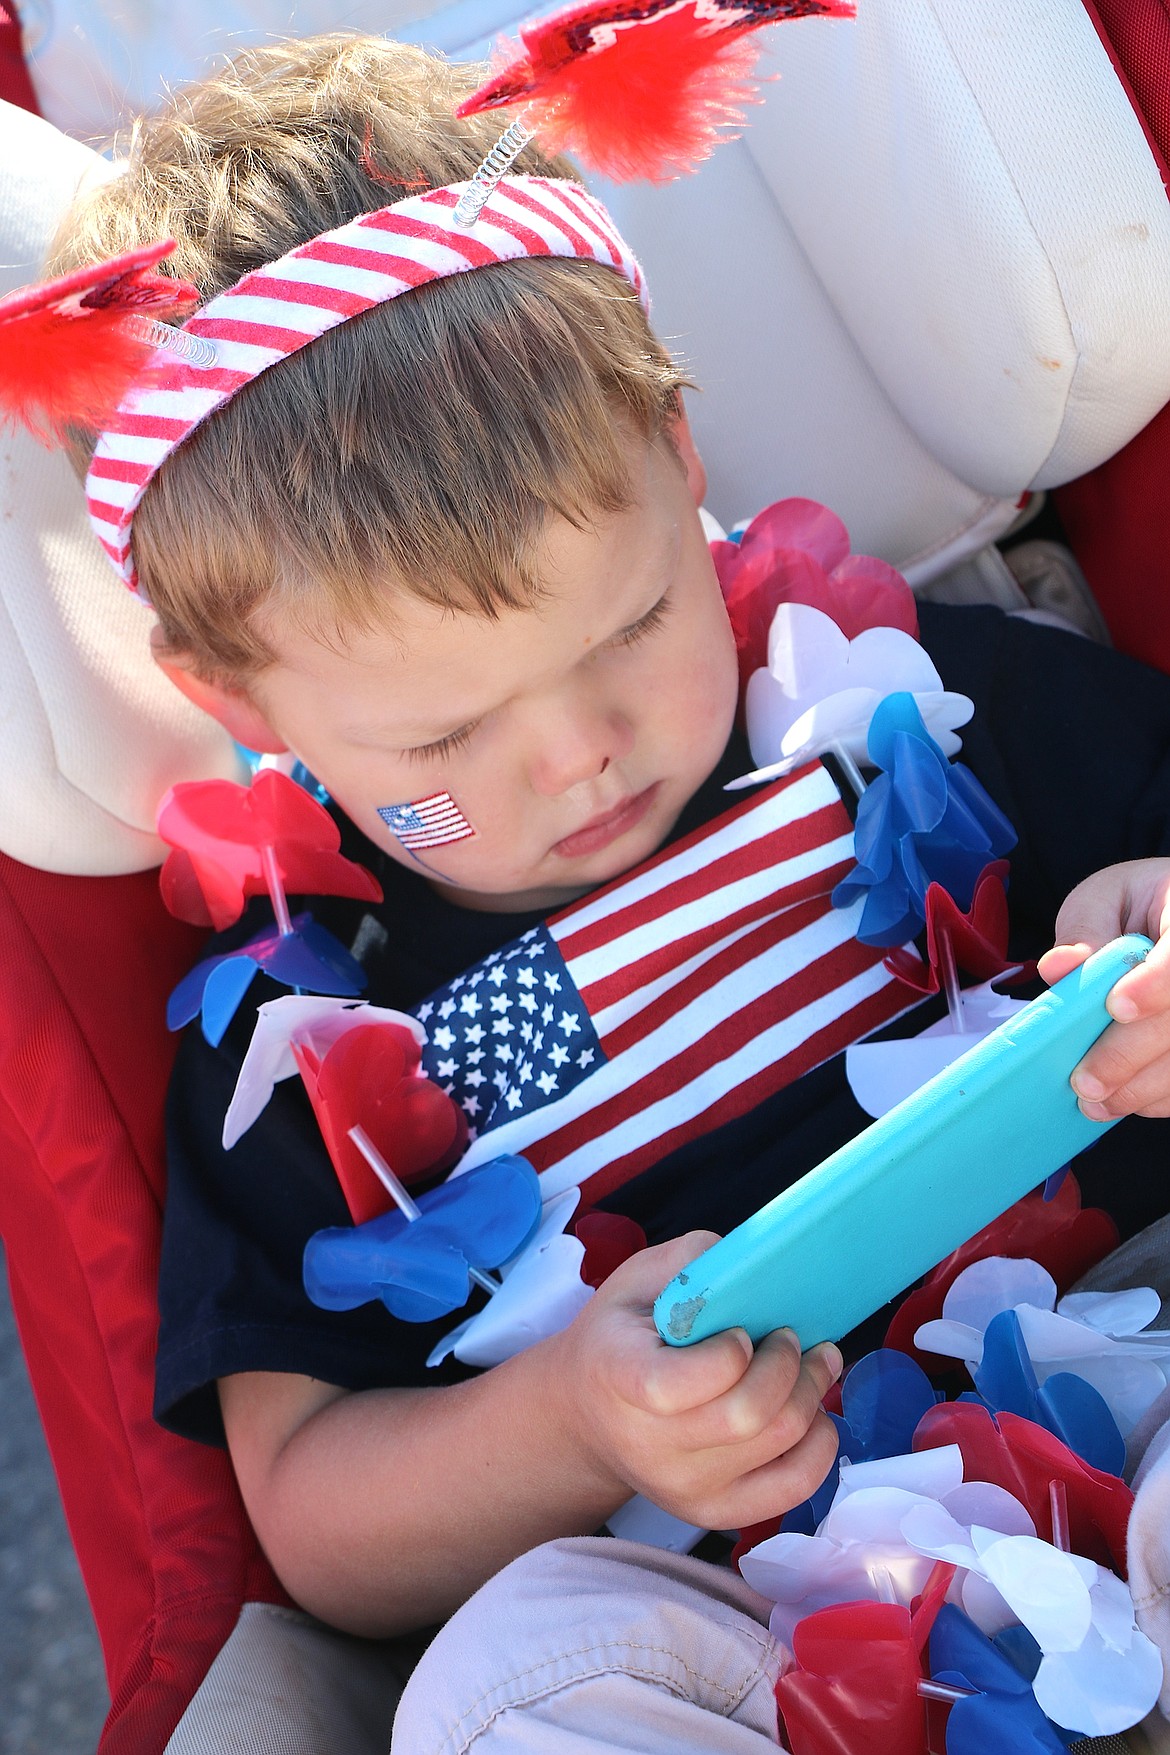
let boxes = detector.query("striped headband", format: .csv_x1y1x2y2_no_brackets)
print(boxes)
85,176,648,597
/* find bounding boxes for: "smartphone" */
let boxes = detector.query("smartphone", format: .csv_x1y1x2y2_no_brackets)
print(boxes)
653,935,1152,1350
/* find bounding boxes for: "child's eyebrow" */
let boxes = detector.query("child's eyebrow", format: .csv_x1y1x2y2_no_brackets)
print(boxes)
345,569,676,746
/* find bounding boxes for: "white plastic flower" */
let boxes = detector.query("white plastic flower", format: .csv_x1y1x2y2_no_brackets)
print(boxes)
739,1443,1162,1736
728,602,973,788
845,978,1028,1118
427,1193,705,1555
426,1187,592,1368
914,1257,1170,1438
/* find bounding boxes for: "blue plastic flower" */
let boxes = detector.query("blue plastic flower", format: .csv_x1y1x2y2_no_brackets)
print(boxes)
782,1347,942,1534
303,1154,542,1324
929,1604,1072,1754
965,1308,1126,1476
167,911,367,1046
832,692,1017,946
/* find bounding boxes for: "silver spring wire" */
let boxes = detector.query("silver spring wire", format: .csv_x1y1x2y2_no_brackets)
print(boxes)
125,315,219,369
453,116,536,228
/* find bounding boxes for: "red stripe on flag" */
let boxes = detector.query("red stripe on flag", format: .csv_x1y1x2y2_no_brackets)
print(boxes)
558,793,850,965
553,773,846,950
578,853,855,1022
536,929,888,1179
570,970,913,1204
594,891,845,1058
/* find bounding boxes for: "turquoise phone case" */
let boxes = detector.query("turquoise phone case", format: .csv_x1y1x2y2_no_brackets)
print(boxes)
653,934,1152,1350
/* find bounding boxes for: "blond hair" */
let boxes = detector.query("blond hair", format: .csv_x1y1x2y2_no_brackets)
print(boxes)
50,35,688,681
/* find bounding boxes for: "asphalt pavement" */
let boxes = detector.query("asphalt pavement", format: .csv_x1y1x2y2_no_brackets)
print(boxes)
0,1248,108,1753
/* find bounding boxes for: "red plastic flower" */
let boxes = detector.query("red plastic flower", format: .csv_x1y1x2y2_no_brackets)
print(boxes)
294,1022,468,1222
774,1561,953,1755
883,1171,1119,1372
157,769,382,930
571,1209,647,1287
882,861,1032,996
714,499,919,703
912,1402,1132,1574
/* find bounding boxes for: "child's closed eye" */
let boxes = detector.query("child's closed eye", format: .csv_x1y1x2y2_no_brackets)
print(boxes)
405,721,479,765
403,593,672,763
612,591,674,649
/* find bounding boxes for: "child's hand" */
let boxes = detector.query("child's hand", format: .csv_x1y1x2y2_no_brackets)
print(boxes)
554,1231,842,1532
1037,858,1170,1120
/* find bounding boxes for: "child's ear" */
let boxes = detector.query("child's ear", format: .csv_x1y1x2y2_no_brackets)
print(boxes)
150,629,289,754
669,405,708,507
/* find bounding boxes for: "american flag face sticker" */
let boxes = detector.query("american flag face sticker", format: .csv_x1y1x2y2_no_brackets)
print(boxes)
377,792,476,850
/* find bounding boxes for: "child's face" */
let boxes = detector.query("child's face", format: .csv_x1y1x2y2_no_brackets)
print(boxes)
245,431,739,912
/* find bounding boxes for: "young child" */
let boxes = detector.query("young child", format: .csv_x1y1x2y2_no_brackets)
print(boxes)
47,30,1170,1751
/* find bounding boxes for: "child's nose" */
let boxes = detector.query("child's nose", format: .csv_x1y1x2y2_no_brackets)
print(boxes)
527,698,635,798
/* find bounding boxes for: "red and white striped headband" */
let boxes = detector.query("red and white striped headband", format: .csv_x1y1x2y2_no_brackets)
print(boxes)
85,176,647,597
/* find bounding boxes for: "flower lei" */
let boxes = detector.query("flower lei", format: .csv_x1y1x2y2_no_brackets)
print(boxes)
157,499,1166,1739
717,501,1163,1745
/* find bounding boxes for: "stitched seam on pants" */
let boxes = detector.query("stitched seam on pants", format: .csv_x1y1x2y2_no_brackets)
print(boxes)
446,1632,779,1754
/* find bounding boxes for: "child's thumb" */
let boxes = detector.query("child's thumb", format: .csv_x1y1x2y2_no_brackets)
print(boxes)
601,1229,723,1307
1036,938,1095,986
1038,872,1123,985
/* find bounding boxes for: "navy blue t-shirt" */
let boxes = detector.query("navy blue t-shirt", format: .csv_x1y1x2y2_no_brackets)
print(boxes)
157,604,1170,1445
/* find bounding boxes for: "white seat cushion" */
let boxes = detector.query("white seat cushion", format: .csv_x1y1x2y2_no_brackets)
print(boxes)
584,0,1170,571
0,98,241,875
20,0,455,142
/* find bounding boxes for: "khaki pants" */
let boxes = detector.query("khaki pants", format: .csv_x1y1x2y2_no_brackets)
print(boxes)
391,1537,786,1754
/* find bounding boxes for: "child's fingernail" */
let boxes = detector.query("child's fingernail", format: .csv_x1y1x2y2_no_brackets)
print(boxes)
1072,1071,1105,1101
730,1327,754,1360
819,1343,844,1380
1109,993,1140,1022
1079,1098,1111,1122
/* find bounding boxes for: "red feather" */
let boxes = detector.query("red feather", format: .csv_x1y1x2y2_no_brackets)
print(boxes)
459,0,855,181
0,240,199,442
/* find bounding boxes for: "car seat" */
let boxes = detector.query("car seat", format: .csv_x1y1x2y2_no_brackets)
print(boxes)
0,85,420,1755
583,0,1170,658
4,1,1170,1749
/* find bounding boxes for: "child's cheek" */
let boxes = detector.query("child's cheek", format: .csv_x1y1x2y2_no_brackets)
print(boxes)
667,592,739,759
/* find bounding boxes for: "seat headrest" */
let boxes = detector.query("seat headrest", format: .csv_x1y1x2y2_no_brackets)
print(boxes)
592,0,1170,567
0,99,242,877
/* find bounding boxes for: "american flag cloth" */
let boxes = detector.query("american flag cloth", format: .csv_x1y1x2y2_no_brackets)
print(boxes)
415,762,917,1205
378,792,476,850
